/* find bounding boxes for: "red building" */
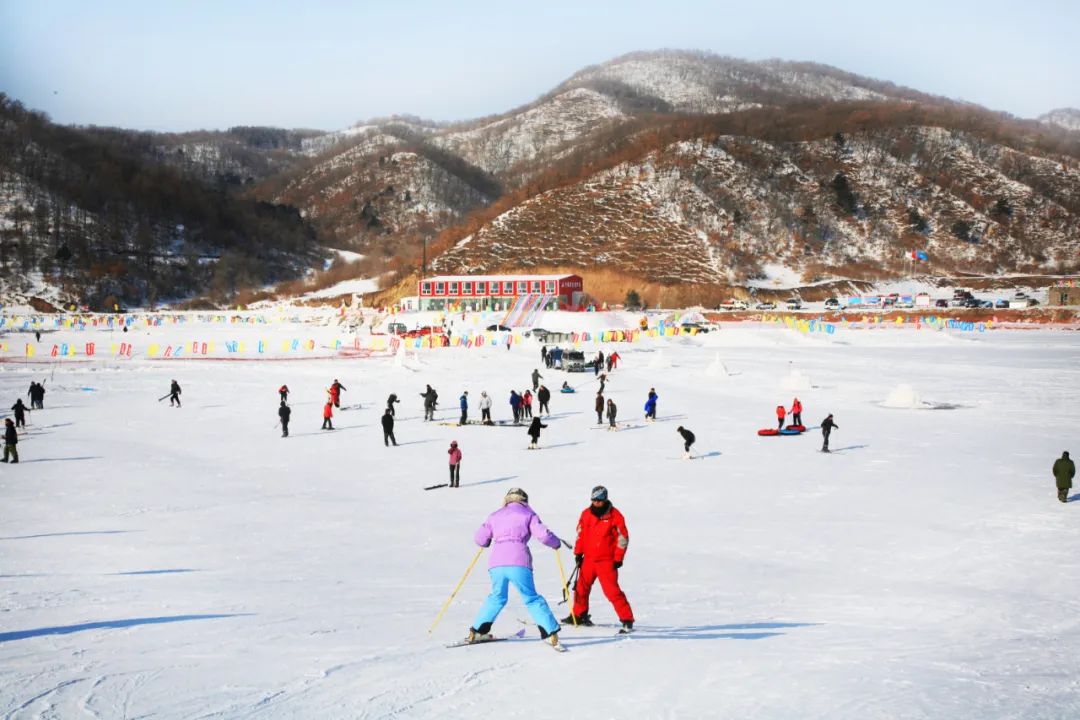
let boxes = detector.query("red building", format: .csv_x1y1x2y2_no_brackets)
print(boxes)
417,274,584,311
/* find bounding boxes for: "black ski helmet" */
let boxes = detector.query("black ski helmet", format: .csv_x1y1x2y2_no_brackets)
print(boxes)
590,485,608,501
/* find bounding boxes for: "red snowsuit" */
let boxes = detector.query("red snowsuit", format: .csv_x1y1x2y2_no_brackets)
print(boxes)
323,403,333,419
572,504,634,622
776,405,786,430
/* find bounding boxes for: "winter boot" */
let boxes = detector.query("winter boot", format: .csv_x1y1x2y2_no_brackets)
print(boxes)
467,623,493,643
561,612,593,626
619,620,634,634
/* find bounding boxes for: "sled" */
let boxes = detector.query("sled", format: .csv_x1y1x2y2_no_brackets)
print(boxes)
779,427,803,435
786,424,806,432
559,388,576,394
757,428,780,436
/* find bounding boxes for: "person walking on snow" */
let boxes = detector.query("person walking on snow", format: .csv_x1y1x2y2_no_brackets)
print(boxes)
169,380,182,408
2,418,17,463
510,390,522,424
598,373,607,394
448,440,462,487
526,417,548,449
537,385,551,416
1054,451,1075,503
609,351,620,370
322,401,334,430
386,393,399,417
606,398,618,429
329,379,346,409
644,389,658,421
821,413,838,452
677,425,696,459
531,368,543,391
522,389,533,419
479,391,493,425
776,404,786,431
790,398,803,426
540,346,548,366
563,486,634,632
382,408,397,446
459,391,469,426
595,391,605,424
279,385,289,403
11,399,28,429
278,400,291,438
465,487,563,648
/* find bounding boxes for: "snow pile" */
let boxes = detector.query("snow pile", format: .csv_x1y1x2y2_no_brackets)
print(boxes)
647,349,673,369
704,352,729,378
881,383,929,409
782,367,812,391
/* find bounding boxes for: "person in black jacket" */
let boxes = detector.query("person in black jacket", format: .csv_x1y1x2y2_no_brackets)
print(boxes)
382,408,397,446
821,414,838,452
527,417,548,449
169,380,181,408
537,385,551,416
595,391,604,425
420,385,438,421
386,393,399,417
2,418,17,463
677,426,696,459
278,401,291,437
606,398,618,429
11,399,28,429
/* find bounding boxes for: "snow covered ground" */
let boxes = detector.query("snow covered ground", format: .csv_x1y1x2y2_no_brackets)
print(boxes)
2,319,1079,719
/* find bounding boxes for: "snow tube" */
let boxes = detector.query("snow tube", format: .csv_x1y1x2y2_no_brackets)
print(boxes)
560,388,576,394
779,427,803,435
757,428,780,436
786,424,806,432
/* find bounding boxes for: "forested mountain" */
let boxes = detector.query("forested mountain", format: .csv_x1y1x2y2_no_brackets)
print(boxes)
3,50,1079,308
0,95,324,309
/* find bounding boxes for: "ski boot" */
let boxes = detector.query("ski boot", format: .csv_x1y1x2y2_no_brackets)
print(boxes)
619,620,634,634
466,623,493,644
561,612,593,626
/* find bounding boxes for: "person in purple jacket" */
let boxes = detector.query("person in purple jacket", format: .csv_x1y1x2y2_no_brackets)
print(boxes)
467,487,564,648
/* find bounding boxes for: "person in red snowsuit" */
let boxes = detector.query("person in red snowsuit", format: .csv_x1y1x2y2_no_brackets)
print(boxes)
776,404,786,430
329,379,346,408
790,398,802,426
322,401,334,430
564,485,634,631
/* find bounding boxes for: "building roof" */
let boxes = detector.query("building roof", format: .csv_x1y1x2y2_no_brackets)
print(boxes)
420,274,579,283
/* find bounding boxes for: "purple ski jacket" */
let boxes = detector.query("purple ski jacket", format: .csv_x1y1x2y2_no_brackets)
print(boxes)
474,502,561,569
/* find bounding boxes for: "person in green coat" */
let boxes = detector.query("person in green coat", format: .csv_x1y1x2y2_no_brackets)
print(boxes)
1053,451,1075,503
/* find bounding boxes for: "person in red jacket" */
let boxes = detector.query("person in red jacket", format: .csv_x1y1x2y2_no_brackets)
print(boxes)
322,401,334,430
790,398,802,426
563,485,635,632
448,440,462,488
329,379,346,408
776,404,786,430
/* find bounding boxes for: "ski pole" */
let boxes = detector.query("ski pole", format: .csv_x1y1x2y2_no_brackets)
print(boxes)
554,549,577,626
559,565,579,605
428,546,484,636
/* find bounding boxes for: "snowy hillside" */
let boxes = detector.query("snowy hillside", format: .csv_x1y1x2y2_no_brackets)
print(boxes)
1038,107,1080,133
1,316,1078,718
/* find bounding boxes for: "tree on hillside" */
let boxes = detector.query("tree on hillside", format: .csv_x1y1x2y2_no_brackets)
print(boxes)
625,289,643,310
831,173,858,216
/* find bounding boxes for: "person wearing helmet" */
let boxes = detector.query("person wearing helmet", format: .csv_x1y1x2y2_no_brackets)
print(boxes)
563,486,635,633
467,488,564,649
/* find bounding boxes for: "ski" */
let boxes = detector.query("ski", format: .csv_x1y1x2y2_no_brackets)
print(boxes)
424,483,449,491
445,636,508,648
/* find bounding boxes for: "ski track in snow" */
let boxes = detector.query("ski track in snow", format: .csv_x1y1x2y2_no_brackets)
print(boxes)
1,317,1079,718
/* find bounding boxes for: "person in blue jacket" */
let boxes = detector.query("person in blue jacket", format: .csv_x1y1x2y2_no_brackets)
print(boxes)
459,391,469,426
644,388,658,421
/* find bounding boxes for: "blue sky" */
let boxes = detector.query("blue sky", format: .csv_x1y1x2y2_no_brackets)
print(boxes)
1,0,1077,132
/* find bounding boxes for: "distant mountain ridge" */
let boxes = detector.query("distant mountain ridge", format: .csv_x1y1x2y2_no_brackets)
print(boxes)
1039,108,1080,133
4,50,1079,308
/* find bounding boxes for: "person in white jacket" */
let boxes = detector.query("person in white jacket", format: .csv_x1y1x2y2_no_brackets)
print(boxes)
479,391,494,425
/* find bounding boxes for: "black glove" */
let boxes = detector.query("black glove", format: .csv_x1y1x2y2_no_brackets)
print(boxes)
575,554,583,568
613,560,623,570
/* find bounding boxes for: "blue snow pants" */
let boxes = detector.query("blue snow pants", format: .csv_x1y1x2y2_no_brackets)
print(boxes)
473,565,560,634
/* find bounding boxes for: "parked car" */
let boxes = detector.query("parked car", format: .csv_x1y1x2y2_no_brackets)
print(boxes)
755,301,776,310
934,299,949,308
1023,298,1040,307
961,298,982,309
485,324,512,332
564,350,587,372
995,299,1010,309
523,327,549,339
680,322,709,334
785,298,803,310
387,322,407,336
719,299,749,310
1014,291,1028,299
823,298,840,310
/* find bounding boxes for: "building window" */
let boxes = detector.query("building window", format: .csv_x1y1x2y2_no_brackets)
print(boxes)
545,280,556,293
517,281,528,294
448,282,459,295
476,281,486,294
435,282,445,295
503,281,514,294
463,281,473,294
531,280,542,293
421,282,432,295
